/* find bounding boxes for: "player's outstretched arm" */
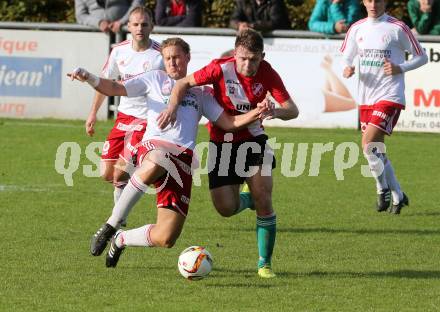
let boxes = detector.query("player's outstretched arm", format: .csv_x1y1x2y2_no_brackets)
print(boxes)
157,74,197,129
214,101,271,132
67,67,127,97
266,97,299,121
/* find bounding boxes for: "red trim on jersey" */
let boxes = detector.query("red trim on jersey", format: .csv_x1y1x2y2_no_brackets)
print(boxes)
359,100,404,110
151,39,161,51
387,17,423,55
340,18,367,52
101,40,131,73
193,57,291,142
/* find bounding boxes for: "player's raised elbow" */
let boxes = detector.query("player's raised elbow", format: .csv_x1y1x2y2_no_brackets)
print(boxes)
290,105,299,119
281,99,299,120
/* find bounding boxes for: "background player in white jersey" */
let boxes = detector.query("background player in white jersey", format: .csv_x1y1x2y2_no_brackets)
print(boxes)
341,0,428,214
157,29,299,278
85,7,163,224
68,38,271,267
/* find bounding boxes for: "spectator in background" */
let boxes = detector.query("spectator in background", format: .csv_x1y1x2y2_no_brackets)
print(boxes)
155,0,202,27
229,0,291,32
308,0,361,35
75,0,144,33
408,0,440,35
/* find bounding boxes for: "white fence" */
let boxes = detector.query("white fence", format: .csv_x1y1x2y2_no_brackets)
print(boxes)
0,23,439,133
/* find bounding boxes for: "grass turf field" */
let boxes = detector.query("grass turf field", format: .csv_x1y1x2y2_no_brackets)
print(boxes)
1,118,440,312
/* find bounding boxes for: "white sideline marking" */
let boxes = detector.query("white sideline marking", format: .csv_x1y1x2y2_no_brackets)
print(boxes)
0,184,108,193
2,122,83,128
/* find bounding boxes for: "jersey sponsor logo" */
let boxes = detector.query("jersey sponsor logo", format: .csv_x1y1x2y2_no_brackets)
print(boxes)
252,82,263,96
372,110,390,122
362,49,391,58
116,122,144,132
180,92,199,110
235,104,251,112
361,59,384,67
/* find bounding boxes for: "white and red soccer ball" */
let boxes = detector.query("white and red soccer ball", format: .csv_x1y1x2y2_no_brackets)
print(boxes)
177,246,213,280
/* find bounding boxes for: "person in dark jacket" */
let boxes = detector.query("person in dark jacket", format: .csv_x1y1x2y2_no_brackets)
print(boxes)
229,0,291,32
408,0,440,35
75,0,144,33
155,0,202,27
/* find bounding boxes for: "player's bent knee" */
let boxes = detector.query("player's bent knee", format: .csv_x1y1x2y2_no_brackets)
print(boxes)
113,170,129,184
213,203,237,218
101,172,114,183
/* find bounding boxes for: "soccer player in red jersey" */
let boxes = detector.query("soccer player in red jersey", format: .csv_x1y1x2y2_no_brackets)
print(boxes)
158,29,299,278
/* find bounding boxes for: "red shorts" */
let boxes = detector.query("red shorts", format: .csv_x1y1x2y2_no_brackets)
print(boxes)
359,101,403,135
101,112,146,164
137,139,194,217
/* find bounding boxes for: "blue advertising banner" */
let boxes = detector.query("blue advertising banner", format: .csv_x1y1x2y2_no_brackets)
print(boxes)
0,56,62,98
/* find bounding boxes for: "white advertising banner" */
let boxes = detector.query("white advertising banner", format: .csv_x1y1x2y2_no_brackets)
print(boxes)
0,29,109,119
396,42,440,133
152,33,440,132
151,34,359,129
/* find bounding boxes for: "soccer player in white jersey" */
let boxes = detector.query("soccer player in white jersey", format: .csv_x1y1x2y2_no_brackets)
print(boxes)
85,7,163,224
340,0,428,214
157,29,299,278
68,38,271,267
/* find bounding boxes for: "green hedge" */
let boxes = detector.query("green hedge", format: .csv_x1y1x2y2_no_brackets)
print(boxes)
0,0,411,30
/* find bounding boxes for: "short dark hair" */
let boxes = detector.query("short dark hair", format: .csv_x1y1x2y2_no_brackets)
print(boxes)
161,37,190,55
129,6,153,22
234,29,264,53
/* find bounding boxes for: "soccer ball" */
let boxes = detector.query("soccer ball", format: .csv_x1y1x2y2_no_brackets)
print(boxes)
177,246,213,280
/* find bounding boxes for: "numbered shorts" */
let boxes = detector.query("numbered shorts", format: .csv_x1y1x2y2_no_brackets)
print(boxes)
101,112,146,164
137,139,193,217
208,135,276,190
359,100,403,135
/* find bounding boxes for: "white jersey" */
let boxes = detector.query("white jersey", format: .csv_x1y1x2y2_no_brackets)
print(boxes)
101,39,164,118
340,14,426,107
123,70,224,150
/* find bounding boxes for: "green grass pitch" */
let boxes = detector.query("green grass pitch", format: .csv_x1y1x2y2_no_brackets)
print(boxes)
1,118,440,311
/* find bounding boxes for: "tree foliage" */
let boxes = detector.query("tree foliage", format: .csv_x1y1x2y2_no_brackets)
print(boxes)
0,0,412,29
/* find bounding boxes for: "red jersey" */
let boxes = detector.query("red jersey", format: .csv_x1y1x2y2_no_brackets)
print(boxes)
193,57,291,142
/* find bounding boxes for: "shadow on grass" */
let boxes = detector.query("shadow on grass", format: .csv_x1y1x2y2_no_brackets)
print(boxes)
237,227,440,236
278,270,440,279
410,211,440,217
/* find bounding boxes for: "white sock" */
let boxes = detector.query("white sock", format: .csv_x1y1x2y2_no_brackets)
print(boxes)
117,224,155,247
364,150,388,192
384,159,403,204
113,182,127,204
107,174,147,228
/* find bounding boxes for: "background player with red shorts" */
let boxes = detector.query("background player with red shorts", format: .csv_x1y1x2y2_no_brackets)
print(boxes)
341,0,428,214
84,6,163,223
